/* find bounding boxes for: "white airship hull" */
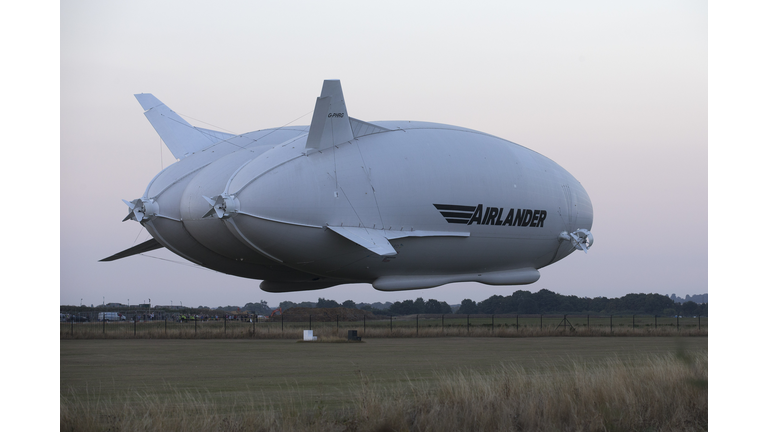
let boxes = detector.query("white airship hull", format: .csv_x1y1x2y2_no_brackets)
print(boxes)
104,81,593,292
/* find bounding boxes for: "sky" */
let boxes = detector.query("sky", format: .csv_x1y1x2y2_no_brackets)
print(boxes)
58,1,708,308
5,1,767,429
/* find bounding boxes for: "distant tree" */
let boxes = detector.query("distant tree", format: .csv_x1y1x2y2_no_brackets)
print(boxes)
478,295,504,314
510,290,532,310
389,300,415,315
533,289,560,312
697,303,708,316
370,302,392,310
279,301,298,311
243,300,271,315
437,301,452,314
518,297,539,314
457,299,479,314
681,301,697,317
424,299,443,314
589,296,609,313
662,308,676,317
413,298,426,314
342,300,357,309
316,298,340,308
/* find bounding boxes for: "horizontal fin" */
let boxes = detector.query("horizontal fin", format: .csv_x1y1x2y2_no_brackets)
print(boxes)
327,227,470,257
327,226,397,257
134,94,235,160
99,238,163,262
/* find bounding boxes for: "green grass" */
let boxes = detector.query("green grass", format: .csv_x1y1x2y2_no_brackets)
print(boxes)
61,337,705,407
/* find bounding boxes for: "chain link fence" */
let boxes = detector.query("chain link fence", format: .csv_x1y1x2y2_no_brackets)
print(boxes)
60,312,707,339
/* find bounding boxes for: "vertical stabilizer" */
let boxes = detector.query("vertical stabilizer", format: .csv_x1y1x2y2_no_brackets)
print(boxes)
305,80,354,150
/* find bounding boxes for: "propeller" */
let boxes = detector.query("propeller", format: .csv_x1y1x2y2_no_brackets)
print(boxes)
559,229,594,253
122,198,158,222
202,194,240,219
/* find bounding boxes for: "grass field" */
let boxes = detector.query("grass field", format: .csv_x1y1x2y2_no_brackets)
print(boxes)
61,337,707,431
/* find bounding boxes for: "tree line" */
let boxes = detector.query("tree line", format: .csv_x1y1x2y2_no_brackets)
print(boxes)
456,290,707,317
62,290,707,318
242,289,708,317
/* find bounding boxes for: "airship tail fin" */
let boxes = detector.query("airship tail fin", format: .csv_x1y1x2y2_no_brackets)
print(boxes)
135,94,236,160
306,80,355,150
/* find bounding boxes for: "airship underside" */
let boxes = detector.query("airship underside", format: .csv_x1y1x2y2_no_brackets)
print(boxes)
102,80,593,293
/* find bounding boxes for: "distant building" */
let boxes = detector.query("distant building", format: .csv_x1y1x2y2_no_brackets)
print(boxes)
106,303,126,307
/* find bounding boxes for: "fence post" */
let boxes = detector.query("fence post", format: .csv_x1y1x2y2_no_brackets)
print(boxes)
309,315,312,331
587,314,590,330
195,316,198,336
677,315,679,331
441,314,444,332
71,319,74,336
492,314,494,334
281,313,284,333
252,315,255,337
698,315,701,331
416,314,419,336
610,315,613,334
134,316,137,336
516,314,519,331
632,315,635,331
390,315,393,332
655,315,657,329
336,315,339,334
540,314,542,330
364,315,366,335
225,316,227,335
467,314,470,333
164,317,167,335
103,317,106,335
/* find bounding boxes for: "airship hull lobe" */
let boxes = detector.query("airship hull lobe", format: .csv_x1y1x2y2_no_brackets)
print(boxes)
225,122,590,285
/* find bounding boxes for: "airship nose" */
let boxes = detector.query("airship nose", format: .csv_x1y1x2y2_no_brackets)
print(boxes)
576,182,594,232
569,181,594,253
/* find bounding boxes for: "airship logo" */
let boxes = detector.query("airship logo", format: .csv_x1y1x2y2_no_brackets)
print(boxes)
433,204,547,227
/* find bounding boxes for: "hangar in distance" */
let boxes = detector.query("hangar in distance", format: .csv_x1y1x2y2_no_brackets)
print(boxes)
102,80,594,293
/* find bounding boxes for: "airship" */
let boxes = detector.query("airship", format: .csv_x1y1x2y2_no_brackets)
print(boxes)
102,80,593,293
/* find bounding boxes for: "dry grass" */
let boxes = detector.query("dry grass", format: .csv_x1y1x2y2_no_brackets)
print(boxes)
354,352,707,432
60,351,707,432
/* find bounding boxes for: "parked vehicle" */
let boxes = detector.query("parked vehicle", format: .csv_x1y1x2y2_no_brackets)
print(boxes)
98,312,126,321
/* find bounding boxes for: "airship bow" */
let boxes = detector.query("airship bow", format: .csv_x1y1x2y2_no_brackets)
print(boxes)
102,80,594,292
